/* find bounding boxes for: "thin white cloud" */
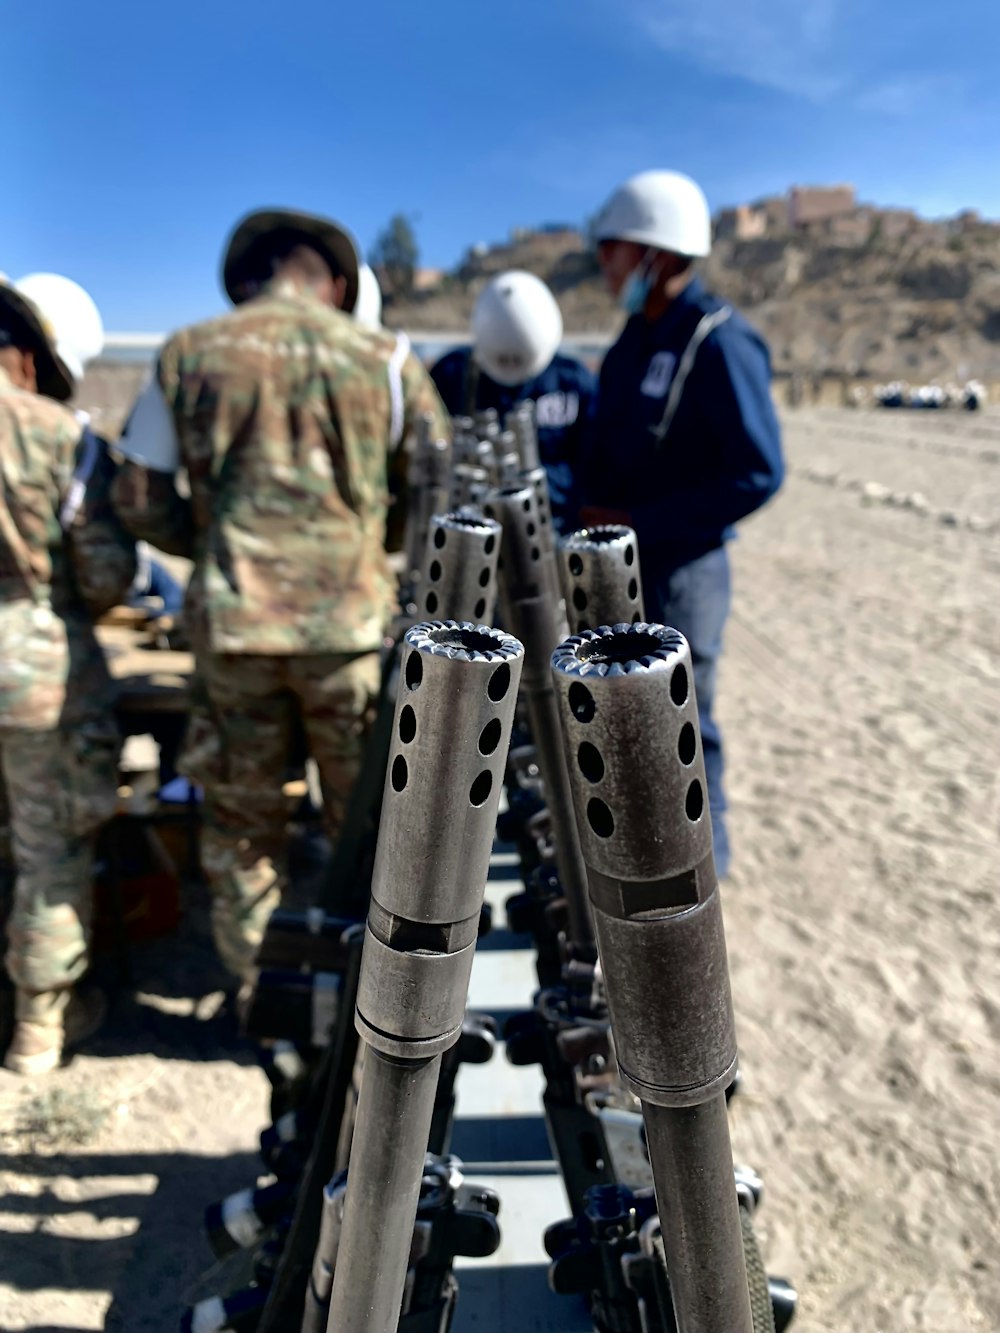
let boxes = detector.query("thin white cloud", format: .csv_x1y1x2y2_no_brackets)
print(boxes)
855,74,966,117
613,1,973,116
622,0,844,100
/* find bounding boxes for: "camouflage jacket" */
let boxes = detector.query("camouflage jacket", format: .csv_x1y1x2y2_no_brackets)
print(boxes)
112,281,451,655
0,366,137,732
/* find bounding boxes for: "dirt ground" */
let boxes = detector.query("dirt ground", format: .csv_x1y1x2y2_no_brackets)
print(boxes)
1,405,998,1331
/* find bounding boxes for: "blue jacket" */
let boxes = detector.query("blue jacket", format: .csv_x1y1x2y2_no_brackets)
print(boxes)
430,347,597,532
583,277,784,573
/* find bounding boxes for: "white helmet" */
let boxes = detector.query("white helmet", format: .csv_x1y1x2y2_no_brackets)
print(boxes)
472,270,562,387
594,170,711,258
354,263,383,330
14,272,104,386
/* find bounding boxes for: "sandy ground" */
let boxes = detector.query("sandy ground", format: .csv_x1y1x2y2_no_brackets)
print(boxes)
1,405,998,1331
721,406,1000,1331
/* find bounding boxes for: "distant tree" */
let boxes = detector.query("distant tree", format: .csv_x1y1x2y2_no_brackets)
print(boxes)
371,214,419,299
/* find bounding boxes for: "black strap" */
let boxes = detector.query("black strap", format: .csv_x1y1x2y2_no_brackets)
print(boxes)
463,357,481,416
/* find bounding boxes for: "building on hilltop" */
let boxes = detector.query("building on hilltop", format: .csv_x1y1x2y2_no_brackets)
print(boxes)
413,268,445,293
714,195,789,241
715,204,768,240
788,184,857,228
877,208,921,242
713,209,738,239
759,196,790,231
826,208,875,246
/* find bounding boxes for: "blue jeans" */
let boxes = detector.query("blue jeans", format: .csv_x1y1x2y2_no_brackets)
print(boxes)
127,553,185,617
646,546,732,878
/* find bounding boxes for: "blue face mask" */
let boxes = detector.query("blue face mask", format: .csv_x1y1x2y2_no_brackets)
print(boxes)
620,270,650,314
619,253,655,314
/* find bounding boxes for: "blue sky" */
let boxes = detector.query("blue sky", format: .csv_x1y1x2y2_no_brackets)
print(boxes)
5,0,998,330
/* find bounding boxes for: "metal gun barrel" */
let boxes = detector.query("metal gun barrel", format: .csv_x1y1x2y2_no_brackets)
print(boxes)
474,439,500,486
327,1052,439,1331
414,509,502,627
473,406,500,440
326,622,523,1333
404,414,452,608
518,465,563,609
301,1176,346,1333
505,401,541,471
449,463,490,509
497,451,522,485
551,622,753,1333
558,525,646,633
642,1096,752,1331
484,484,594,948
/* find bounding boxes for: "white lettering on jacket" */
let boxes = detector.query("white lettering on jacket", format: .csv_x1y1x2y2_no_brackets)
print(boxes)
640,351,677,399
535,391,579,428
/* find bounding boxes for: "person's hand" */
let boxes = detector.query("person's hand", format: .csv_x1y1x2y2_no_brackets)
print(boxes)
579,505,634,528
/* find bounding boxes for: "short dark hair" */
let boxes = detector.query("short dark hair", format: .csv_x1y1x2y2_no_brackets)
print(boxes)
0,307,41,354
250,228,343,287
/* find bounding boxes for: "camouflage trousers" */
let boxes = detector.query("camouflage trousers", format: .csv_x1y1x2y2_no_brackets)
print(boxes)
1,723,120,993
181,651,381,983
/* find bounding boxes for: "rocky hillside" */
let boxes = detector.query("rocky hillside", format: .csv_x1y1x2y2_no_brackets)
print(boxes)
706,222,1000,379
387,205,1000,381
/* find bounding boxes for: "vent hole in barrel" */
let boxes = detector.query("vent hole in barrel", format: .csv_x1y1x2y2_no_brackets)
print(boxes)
434,528,446,549
670,664,689,706
678,722,697,765
429,560,442,582
685,779,704,822
522,498,531,513
526,522,536,537
469,770,494,807
479,567,491,587
624,545,635,566
484,534,496,555
399,705,417,744
391,755,408,792
568,681,596,723
426,590,439,614
587,798,615,838
578,742,605,784
530,546,541,561
474,598,487,619
568,553,584,576
488,662,511,702
479,718,503,755
405,651,423,691
573,588,588,611
628,578,638,601
632,612,642,624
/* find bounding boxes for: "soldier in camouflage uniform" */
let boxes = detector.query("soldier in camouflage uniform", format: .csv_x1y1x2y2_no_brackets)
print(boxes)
113,208,450,983
1,279,136,1075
